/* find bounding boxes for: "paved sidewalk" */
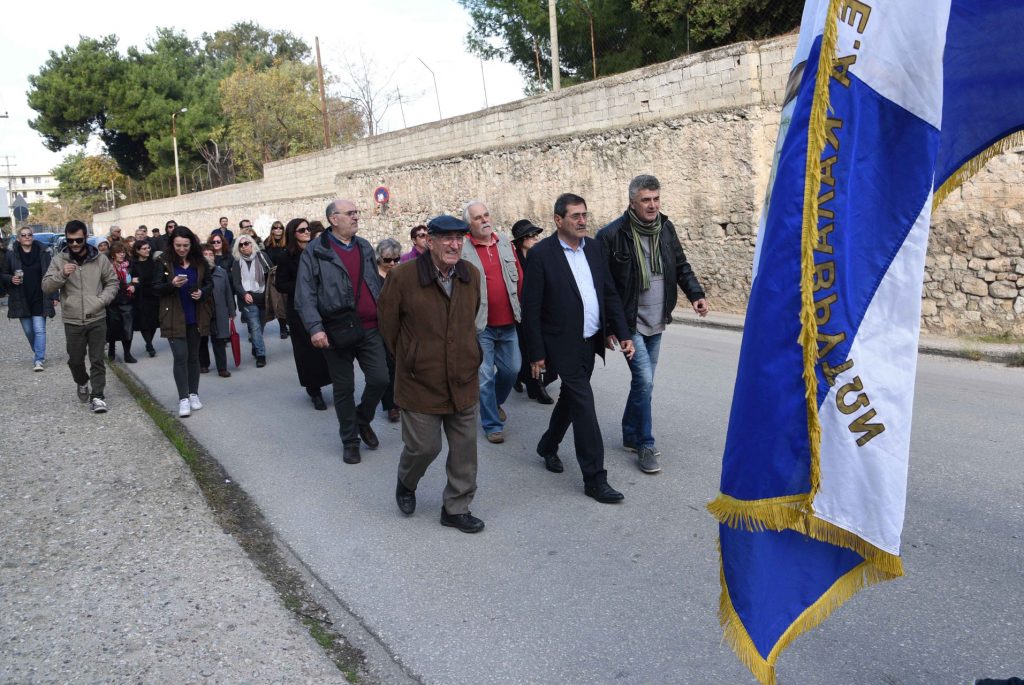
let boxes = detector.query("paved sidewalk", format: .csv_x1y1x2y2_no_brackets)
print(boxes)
671,307,1023,364
0,319,347,684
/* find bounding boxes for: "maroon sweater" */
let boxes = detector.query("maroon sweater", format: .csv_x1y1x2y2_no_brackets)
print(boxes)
328,237,378,329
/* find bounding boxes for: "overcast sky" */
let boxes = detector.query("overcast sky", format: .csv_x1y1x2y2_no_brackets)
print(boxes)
0,0,525,177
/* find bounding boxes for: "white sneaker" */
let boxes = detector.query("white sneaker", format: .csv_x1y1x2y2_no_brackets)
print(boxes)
178,398,191,417
33,361,44,372
90,397,108,413
188,394,202,411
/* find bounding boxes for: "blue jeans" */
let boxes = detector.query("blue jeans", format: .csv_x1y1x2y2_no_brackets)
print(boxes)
20,316,47,364
622,332,662,449
478,325,521,434
241,303,266,357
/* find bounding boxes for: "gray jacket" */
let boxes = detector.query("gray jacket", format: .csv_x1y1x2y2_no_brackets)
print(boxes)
294,232,382,336
209,265,236,339
42,244,118,326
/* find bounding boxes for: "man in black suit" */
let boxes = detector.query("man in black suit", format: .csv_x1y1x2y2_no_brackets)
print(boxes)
522,193,636,503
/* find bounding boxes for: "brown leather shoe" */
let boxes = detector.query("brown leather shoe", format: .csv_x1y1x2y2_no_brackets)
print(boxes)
218,369,231,378
359,423,380,449
486,432,504,444
388,407,400,423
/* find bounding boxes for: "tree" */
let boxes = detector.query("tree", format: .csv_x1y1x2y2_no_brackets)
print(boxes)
51,152,130,214
460,0,802,89
337,50,408,137
202,22,310,69
220,62,363,179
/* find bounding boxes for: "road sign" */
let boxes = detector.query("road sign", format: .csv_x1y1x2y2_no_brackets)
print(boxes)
12,195,29,223
374,186,390,205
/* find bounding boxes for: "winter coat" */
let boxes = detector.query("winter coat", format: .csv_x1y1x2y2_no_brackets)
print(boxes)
294,232,382,337
596,210,706,334
153,253,214,338
208,265,236,339
1,241,56,319
377,252,482,414
130,258,162,332
230,250,273,309
42,244,119,326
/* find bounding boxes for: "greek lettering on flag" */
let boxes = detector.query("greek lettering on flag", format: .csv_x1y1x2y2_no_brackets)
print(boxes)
709,1,1024,683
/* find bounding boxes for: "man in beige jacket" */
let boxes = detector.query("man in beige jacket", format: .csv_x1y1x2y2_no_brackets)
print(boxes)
42,220,119,413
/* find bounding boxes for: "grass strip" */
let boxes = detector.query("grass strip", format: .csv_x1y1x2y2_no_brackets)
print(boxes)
110,363,371,682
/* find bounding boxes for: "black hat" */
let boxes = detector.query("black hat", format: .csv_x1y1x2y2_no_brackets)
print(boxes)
427,215,469,235
511,219,542,242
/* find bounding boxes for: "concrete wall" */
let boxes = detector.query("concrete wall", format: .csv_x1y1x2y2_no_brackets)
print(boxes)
95,34,1023,337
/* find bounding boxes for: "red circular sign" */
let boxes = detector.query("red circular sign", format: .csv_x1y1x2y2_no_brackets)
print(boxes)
374,186,390,205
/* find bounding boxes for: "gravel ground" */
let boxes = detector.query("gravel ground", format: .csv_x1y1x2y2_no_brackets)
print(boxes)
0,315,348,684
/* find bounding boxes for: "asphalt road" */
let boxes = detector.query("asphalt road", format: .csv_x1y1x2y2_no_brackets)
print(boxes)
125,321,1023,685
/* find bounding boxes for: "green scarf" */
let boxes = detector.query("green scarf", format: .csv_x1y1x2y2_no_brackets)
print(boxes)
627,207,663,291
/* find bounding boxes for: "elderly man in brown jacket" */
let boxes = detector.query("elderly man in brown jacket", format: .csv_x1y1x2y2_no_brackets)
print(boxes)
377,215,485,533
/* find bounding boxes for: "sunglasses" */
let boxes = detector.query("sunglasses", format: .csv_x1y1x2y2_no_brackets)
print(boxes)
380,257,400,264
66,237,86,244
211,240,222,244
19,233,33,238
239,242,253,247
415,233,428,239
295,226,310,234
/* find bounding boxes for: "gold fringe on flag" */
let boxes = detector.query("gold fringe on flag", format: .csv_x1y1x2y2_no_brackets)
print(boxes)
718,556,901,685
932,129,1024,209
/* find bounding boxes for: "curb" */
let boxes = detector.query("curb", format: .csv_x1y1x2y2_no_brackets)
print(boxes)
671,311,1023,365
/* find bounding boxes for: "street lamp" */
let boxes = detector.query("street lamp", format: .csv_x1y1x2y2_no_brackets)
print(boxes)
417,58,442,121
172,107,188,196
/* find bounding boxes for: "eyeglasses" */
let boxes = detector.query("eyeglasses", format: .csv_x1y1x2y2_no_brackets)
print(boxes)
238,242,253,247
66,237,86,244
380,256,400,264
211,240,222,244
295,226,310,234
241,224,253,229
332,210,360,218
436,235,465,244
272,226,283,230
18,232,33,238
414,232,427,239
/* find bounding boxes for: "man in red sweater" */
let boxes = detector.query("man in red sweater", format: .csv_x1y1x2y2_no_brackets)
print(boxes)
460,200,523,444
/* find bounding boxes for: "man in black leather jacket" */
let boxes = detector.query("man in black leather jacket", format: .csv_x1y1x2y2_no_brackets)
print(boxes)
596,174,709,474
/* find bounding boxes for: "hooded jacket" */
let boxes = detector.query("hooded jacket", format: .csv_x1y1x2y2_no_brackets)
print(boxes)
42,243,119,325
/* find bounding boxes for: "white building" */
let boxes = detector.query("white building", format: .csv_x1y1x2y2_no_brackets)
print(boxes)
4,173,59,206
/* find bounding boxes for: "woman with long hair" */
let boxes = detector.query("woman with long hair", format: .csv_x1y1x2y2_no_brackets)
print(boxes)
105,241,137,363
154,226,213,418
230,234,272,367
274,217,330,410
1,226,55,371
375,238,402,422
130,239,161,357
263,219,290,340
209,233,234,274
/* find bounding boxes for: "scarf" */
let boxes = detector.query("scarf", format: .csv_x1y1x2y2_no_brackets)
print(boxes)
240,255,265,293
627,207,663,291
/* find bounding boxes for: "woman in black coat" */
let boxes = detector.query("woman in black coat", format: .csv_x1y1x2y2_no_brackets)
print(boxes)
263,220,290,339
274,218,330,410
130,239,162,357
511,219,554,404
0,227,55,371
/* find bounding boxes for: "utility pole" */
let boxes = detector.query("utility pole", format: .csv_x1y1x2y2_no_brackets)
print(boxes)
396,87,407,129
480,60,489,108
315,37,331,148
549,0,561,91
417,58,442,120
1,156,17,209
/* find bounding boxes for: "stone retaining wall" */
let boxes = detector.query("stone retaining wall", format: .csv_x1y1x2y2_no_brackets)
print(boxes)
95,34,1023,337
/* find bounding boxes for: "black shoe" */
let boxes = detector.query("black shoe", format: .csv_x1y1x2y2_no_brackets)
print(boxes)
199,366,210,374
124,353,138,364
280,330,289,339
311,393,327,411
146,344,156,357
359,423,379,449
107,344,115,361
343,444,361,464
396,478,416,515
537,446,564,473
440,509,485,533
256,356,266,368
513,380,524,393
584,482,625,504
534,386,553,405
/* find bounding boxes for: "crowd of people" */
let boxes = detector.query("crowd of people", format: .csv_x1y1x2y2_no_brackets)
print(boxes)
2,174,709,533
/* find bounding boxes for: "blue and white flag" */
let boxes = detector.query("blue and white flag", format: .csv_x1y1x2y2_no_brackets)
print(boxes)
709,2,1024,683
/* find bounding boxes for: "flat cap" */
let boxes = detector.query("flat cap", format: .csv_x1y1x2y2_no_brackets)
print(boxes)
427,215,469,235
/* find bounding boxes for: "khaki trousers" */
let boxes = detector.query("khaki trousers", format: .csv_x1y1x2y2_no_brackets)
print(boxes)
398,404,479,514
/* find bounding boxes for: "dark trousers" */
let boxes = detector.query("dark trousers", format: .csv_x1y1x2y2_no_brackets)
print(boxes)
65,319,107,399
199,335,228,372
537,336,606,487
321,328,389,446
168,325,201,399
380,352,397,411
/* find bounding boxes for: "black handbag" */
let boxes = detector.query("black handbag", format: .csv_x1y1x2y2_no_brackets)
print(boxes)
322,309,364,350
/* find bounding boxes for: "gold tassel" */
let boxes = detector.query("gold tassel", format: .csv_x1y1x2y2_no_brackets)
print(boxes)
932,129,1024,209
707,493,810,532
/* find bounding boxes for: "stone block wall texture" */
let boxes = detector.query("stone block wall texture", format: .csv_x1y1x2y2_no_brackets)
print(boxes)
96,34,1023,337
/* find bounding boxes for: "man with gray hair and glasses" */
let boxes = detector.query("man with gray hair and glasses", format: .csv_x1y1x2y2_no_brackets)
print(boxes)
295,198,389,465
597,174,708,474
